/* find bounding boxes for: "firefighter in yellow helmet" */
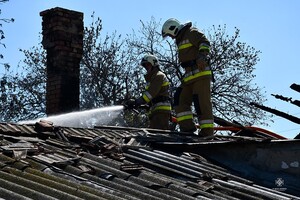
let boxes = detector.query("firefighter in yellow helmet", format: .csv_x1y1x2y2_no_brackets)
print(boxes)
126,54,171,130
162,18,214,137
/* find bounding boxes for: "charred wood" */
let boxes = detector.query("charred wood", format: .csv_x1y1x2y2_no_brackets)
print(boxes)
290,83,300,93
250,102,300,125
271,94,300,107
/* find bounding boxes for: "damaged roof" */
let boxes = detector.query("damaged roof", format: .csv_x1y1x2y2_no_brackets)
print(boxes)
0,121,299,200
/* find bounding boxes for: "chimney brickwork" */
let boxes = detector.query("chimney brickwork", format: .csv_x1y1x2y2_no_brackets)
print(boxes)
40,7,83,115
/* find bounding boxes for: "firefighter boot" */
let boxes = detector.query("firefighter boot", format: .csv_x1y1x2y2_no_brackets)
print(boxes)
198,128,214,139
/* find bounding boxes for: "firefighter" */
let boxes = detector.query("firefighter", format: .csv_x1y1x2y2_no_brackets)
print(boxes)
125,54,171,130
161,18,214,137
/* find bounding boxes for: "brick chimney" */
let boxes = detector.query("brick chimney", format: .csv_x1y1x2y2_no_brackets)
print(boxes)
40,7,83,116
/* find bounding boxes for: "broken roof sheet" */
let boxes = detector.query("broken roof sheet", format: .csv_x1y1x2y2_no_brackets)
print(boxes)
0,122,299,199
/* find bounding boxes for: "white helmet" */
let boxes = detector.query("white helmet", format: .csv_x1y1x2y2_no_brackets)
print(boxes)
161,18,181,38
140,54,159,67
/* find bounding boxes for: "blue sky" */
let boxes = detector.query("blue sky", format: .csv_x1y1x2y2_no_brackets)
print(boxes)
1,0,300,138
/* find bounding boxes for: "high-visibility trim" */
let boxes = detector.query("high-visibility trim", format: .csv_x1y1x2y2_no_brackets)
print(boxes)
162,81,170,86
177,111,194,117
199,43,210,52
149,102,171,115
178,43,193,50
184,67,210,77
144,80,169,96
142,91,152,103
152,105,172,112
199,46,210,51
152,102,171,108
183,70,212,82
177,115,193,122
199,119,214,129
199,119,214,124
153,102,171,107
200,123,214,129
176,111,194,122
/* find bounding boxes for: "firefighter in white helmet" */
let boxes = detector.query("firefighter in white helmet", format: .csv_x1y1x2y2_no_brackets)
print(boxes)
126,54,171,130
162,18,214,137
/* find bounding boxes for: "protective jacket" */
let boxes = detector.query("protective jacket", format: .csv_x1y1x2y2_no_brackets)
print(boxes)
136,67,171,130
174,22,214,134
176,22,212,84
141,67,171,115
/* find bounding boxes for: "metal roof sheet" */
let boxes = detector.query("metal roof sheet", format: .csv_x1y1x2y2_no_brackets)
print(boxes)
0,122,299,199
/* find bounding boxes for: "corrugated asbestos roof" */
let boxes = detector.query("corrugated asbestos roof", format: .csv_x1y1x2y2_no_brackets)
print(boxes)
0,121,299,200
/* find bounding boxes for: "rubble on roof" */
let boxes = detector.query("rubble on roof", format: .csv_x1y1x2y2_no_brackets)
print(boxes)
0,122,299,199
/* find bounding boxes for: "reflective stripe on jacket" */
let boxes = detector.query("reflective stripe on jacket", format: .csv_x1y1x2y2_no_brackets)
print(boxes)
176,23,210,63
148,102,172,117
182,67,212,83
142,68,171,112
176,23,211,83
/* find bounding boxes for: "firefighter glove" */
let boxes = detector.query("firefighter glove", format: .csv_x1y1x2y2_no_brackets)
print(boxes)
124,98,137,109
135,97,144,107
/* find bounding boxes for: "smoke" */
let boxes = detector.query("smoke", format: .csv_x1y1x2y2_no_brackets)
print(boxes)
19,106,125,128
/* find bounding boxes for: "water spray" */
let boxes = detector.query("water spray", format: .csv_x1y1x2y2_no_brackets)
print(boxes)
19,105,125,128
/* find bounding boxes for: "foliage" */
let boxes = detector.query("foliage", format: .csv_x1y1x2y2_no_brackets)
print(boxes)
0,0,14,70
127,20,269,126
80,14,142,109
0,45,46,122
0,14,269,127
208,25,268,125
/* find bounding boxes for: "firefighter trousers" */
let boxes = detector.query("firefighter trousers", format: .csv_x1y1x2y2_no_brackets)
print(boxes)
149,112,170,130
174,76,214,134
